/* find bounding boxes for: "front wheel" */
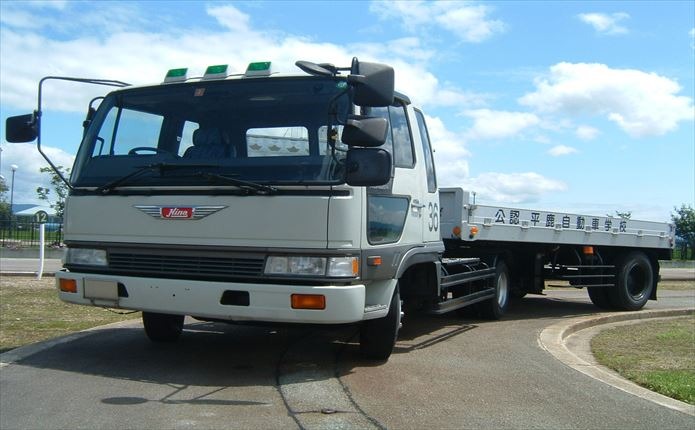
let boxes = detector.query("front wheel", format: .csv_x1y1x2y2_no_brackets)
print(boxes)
142,312,184,342
608,252,655,311
478,260,510,320
360,285,401,360
587,286,613,309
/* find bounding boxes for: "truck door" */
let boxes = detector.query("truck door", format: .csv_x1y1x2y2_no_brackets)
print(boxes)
412,108,441,243
366,102,427,248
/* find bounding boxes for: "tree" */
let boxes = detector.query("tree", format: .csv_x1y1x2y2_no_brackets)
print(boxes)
614,210,631,220
36,166,70,219
671,204,695,260
0,176,10,220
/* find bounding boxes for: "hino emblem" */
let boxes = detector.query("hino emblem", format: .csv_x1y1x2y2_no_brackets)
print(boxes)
134,205,226,220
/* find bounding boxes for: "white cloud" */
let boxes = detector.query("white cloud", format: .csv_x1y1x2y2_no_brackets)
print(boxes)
0,4,481,204
206,4,251,33
548,145,578,156
370,0,505,43
575,125,599,140
427,114,471,187
519,62,695,137
462,172,567,204
0,5,481,113
435,3,506,43
461,109,540,141
578,12,629,35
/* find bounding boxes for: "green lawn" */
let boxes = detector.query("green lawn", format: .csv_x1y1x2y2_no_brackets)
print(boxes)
591,316,695,405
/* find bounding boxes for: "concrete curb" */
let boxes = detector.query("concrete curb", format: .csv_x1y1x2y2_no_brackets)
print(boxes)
538,308,695,416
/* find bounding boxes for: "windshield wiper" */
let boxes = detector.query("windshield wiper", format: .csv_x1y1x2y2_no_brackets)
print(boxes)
95,162,219,194
197,172,278,195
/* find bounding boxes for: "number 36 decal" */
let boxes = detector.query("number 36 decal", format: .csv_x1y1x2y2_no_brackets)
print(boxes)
428,202,439,232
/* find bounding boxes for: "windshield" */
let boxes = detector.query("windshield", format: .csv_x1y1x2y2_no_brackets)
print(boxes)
71,77,351,189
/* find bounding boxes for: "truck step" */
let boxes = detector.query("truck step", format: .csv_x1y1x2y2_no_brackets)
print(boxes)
547,283,615,288
430,288,496,315
440,267,496,290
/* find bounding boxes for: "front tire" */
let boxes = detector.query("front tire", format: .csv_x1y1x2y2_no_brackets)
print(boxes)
587,287,613,309
142,312,184,342
608,252,654,311
360,285,401,360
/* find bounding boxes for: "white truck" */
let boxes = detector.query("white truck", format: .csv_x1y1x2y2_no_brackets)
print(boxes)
6,58,674,360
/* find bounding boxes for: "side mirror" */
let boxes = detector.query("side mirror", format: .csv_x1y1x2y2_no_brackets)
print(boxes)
5,113,38,143
341,116,388,147
346,148,392,186
348,59,394,107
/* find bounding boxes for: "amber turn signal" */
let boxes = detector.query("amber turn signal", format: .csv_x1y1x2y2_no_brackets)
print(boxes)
59,278,78,293
291,294,326,310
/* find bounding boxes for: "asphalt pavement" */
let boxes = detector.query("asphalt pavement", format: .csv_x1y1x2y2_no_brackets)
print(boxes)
1,285,693,429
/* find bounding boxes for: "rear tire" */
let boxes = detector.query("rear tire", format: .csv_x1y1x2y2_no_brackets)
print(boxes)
360,285,401,360
142,312,184,342
478,261,510,320
608,252,654,311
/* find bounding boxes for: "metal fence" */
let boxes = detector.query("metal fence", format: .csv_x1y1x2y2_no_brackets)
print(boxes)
0,220,64,248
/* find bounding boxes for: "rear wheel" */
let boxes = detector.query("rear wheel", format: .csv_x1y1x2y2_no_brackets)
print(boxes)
478,261,510,320
142,312,184,342
608,252,654,311
360,285,401,360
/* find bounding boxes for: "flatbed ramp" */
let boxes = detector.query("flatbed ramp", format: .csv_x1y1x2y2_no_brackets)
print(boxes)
440,188,673,250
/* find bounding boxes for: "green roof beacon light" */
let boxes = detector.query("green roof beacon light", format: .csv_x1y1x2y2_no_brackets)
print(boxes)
163,68,188,84
203,64,229,80
244,61,272,78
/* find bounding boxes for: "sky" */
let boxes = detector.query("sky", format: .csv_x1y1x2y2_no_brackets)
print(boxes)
0,0,693,222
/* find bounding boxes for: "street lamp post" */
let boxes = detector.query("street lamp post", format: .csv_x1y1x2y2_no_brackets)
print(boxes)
10,164,18,216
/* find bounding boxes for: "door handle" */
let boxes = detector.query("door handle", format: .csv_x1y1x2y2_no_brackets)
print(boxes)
411,200,426,209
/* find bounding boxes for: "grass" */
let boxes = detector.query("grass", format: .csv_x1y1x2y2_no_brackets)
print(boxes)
591,315,695,405
0,275,140,354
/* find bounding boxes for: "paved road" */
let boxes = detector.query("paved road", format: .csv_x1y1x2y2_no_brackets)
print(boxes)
1,288,693,429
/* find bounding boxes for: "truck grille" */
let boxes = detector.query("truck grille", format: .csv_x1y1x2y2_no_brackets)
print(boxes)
107,251,266,279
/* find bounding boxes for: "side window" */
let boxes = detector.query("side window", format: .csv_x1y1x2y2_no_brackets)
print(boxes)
368,196,409,244
246,126,310,157
370,107,394,156
389,105,415,168
414,109,437,193
93,108,164,156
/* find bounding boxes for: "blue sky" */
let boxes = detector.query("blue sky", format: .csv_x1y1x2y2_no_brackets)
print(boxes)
0,0,693,222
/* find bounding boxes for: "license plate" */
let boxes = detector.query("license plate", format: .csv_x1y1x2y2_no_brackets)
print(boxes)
84,279,119,301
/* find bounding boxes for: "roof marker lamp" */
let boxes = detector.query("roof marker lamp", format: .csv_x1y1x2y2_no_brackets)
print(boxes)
203,64,229,80
245,61,272,77
163,68,188,83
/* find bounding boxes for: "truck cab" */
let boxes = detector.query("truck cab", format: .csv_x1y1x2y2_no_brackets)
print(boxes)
7,59,450,359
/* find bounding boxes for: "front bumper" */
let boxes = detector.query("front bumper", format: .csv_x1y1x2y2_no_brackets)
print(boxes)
55,271,392,324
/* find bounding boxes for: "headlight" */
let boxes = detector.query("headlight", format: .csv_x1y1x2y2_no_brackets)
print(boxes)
265,256,358,278
65,248,108,266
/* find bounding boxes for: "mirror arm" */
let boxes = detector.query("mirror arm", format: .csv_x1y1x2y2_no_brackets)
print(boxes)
34,77,130,191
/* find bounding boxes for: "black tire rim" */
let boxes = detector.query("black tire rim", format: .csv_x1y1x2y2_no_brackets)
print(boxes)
626,262,649,300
